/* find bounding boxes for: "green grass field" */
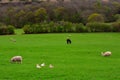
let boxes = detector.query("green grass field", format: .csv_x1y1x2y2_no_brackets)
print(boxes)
0,30,120,80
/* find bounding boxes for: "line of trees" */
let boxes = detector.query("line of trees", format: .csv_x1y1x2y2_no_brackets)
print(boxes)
0,0,120,34
0,0,120,28
22,21,120,34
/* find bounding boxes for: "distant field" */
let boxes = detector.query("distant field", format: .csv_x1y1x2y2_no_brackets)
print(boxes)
0,30,120,80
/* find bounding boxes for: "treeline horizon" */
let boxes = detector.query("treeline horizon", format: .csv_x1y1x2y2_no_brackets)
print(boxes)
0,0,120,28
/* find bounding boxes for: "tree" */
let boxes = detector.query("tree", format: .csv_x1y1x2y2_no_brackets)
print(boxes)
114,14,120,21
112,1,120,14
54,7,66,21
25,11,35,23
93,0,102,12
4,7,15,25
34,8,47,23
88,13,104,23
15,10,26,28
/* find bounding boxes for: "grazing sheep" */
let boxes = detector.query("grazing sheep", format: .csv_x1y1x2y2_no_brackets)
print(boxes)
101,51,112,57
11,56,22,63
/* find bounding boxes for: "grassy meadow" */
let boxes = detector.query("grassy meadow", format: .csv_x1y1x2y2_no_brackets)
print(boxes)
0,30,120,80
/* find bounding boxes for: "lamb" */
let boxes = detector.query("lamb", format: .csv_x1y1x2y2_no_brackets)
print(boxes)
11,56,22,63
101,51,112,57
36,64,41,69
49,64,54,69
41,63,45,67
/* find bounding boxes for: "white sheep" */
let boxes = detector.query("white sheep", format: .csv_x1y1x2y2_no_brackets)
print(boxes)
36,64,41,69
101,51,112,57
49,64,54,68
41,63,45,67
11,56,22,63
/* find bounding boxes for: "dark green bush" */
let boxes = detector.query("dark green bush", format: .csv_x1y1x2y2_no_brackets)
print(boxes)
57,21,73,32
0,24,15,35
23,21,117,34
0,26,7,35
23,21,88,34
7,25,15,34
112,21,120,32
86,22,112,32
75,23,88,32
47,21,55,33
64,21,73,32
102,23,113,32
23,24,32,34
41,23,49,33
114,14,120,22
32,24,41,33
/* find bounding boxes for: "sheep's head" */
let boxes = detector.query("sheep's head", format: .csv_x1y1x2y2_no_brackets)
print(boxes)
101,51,111,57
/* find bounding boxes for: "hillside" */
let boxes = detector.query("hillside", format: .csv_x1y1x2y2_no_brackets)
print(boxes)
0,0,120,28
